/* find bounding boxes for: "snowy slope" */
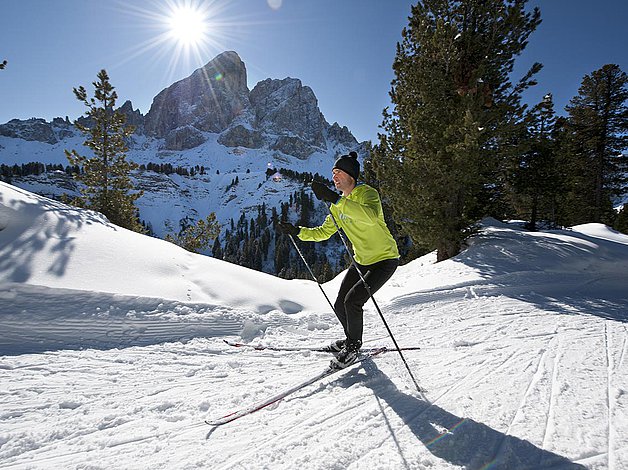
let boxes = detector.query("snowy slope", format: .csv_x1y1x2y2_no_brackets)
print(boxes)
1,182,627,469
0,123,347,243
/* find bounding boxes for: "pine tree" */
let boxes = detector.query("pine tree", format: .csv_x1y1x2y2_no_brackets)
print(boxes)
508,93,561,230
65,69,143,232
373,0,541,261
165,214,220,253
212,237,223,259
560,64,628,224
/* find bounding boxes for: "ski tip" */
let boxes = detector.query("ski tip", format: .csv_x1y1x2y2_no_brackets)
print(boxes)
205,419,227,427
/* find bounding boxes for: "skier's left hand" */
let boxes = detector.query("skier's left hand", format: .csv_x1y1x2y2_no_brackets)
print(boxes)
277,222,300,237
311,181,340,204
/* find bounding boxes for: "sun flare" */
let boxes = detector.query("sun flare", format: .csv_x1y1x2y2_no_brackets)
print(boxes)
115,0,246,83
167,3,207,47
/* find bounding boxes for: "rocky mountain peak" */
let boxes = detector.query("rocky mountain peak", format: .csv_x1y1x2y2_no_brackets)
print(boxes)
117,100,144,132
218,77,327,159
249,77,325,142
0,118,60,144
144,51,249,144
0,51,362,158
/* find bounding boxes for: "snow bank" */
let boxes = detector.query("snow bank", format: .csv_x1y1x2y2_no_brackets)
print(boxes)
0,181,326,309
0,182,331,354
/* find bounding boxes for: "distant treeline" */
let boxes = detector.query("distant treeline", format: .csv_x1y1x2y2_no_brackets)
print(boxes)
1,161,334,185
0,162,80,181
139,162,197,176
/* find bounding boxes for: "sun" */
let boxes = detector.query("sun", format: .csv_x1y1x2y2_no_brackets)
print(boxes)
167,3,207,47
113,0,245,83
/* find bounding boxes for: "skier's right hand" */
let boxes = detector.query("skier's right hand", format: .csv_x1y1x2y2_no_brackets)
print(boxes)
311,181,340,204
277,222,300,237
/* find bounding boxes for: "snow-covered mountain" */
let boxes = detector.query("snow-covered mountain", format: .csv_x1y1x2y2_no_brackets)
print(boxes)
0,51,364,244
1,181,627,469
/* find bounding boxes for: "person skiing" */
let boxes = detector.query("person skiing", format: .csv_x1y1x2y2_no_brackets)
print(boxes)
277,151,400,369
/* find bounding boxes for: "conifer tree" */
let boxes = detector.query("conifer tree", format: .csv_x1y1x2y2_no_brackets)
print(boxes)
508,93,560,230
165,214,220,254
65,69,143,232
373,0,541,261
212,237,223,259
560,64,628,224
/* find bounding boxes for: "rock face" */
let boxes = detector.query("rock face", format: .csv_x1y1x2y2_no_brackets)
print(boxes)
0,51,362,158
217,125,263,149
144,51,249,145
248,78,327,158
164,125,207,151
327,122,358,148
118,100,145,133
0,118,59,144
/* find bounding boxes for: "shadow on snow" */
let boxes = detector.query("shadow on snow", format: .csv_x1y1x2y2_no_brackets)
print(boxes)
346,361,586,470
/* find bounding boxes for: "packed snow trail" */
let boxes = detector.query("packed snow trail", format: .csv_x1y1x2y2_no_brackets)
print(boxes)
205,347,389,426
1,183,627,469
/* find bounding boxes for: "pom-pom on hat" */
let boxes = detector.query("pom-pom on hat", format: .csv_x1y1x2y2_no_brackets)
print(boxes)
333,151,360,181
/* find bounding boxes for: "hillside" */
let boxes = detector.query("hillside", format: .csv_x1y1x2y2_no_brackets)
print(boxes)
1,182,627,469
0,51,362,250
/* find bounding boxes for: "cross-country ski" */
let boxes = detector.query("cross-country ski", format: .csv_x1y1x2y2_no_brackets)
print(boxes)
206,348,389,426
222,338,422,354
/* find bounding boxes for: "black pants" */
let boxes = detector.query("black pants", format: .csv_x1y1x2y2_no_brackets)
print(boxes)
333,258,399,343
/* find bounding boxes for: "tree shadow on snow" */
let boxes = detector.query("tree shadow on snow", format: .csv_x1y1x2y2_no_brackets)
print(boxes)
458,226,628,324
0,186,114,284
355,362,586,470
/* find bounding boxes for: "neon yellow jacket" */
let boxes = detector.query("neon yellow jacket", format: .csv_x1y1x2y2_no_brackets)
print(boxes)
297,184,400,265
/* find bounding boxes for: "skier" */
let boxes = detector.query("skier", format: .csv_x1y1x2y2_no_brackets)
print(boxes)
277,151,400,369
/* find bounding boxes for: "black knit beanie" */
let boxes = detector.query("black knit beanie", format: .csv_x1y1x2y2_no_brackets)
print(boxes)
333,151,360,181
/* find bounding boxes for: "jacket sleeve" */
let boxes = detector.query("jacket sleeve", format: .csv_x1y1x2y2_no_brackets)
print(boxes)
297,214,338,242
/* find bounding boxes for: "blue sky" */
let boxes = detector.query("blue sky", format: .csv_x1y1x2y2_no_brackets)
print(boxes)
0,0,626,143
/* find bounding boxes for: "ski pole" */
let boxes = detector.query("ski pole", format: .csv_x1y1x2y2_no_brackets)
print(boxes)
288,234,336,315
325,204,426,395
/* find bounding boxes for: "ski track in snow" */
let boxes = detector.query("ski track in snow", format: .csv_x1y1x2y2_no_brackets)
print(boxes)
1,293,626,469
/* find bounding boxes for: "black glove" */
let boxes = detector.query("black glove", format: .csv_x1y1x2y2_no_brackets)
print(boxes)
311,180,340,204
277,222,300,237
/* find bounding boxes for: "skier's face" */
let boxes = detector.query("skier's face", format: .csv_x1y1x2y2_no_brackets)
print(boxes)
332,168,356,196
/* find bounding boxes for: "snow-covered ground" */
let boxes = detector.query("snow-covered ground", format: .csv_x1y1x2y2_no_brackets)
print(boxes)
1,181,627,469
